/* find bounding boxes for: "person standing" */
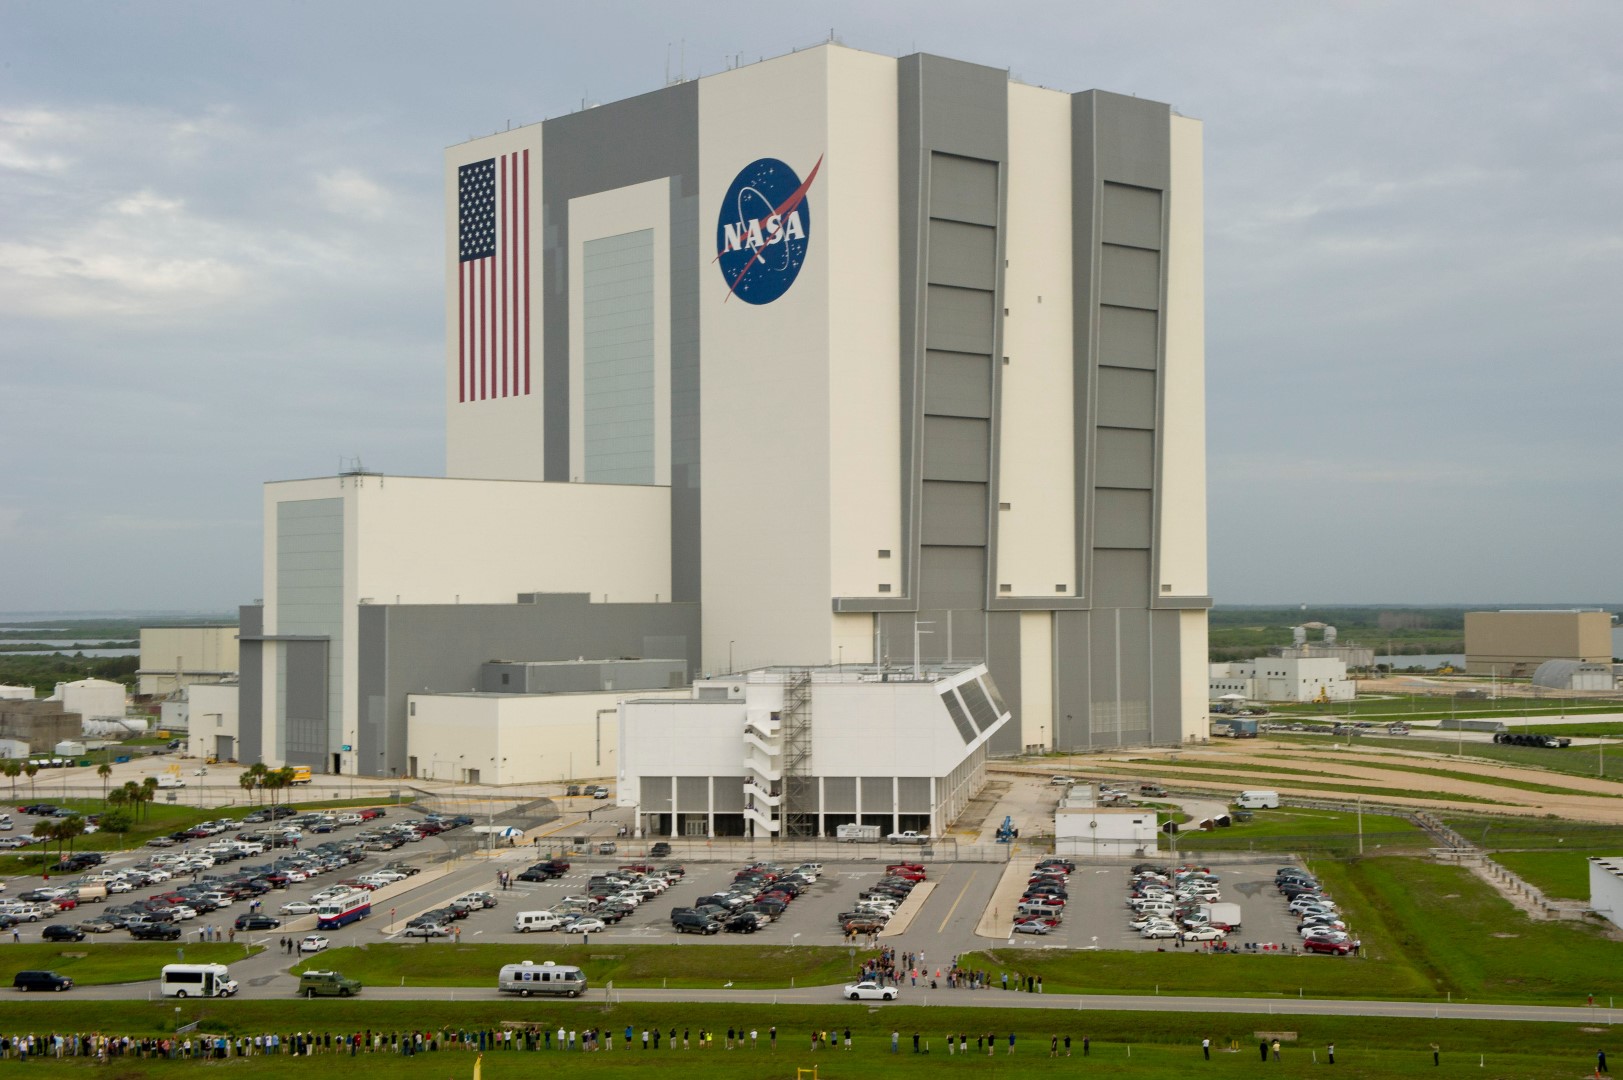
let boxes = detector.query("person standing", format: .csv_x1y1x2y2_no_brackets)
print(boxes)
1203,1037,1210,1060
1272,1040,1281,1062
1261,1040,1269,1062
1050,1035,1059,1058
890,1030,899,1054
1064,1035,1072,1057
1327,1043,1335,1065
769,1027,776,1051
1008,1032,1016,1055
1599,1049,1608,1075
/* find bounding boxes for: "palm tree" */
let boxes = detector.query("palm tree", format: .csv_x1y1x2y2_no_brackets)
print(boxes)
24,762,39,800
97,763,113,804
140,776,158,822
238,770,258,807
56,815,86,860
243,762,269,806
1,760,19,800
34,817,61,874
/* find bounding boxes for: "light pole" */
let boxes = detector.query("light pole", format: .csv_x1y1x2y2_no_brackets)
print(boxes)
728,641,735,674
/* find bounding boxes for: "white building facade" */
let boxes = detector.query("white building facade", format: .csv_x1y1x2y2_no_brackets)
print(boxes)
1209,657,1355,703
618,665,1007,839
239,44,1210,777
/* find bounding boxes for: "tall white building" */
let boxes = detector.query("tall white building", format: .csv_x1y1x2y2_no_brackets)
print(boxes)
240,44,1209,777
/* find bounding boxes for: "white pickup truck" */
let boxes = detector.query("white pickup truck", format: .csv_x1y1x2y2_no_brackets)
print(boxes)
887,830,929,845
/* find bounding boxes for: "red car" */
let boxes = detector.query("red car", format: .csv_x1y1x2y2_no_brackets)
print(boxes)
1303,937,1351,956
886,863,924,875
887,867,926,882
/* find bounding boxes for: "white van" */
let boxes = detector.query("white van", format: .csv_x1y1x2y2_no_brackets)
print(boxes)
161,963,238,998
1235,790,1280,809
155,776,186,789
498,960,586,997
1134,899,1176,919
513,911,563,933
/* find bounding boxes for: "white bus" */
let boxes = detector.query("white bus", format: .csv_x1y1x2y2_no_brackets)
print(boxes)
497,960,587,997
160,963,239,998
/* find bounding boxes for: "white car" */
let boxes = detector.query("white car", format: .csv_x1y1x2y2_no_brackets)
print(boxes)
844,980,898,1001
1050,775,1074,786
279,900,319,916
1183,925,1227,942
105,879,135,894
1302,926,1350,943
1140,923,1180,939
298,934,330,953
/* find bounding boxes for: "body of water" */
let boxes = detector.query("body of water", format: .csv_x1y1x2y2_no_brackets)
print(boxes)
5,648,138,657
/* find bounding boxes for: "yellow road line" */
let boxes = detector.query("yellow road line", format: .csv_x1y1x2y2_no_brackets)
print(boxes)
938,868,978,934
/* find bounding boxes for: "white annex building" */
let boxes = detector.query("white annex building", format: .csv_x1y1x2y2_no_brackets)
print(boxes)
619,665,1008,838
236,44,1211,798
1208,657,1355,703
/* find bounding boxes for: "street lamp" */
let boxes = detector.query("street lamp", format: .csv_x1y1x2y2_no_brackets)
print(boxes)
729,640,735,674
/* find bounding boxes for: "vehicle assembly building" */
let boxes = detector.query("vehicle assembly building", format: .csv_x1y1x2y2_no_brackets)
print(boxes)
237,44,1210,782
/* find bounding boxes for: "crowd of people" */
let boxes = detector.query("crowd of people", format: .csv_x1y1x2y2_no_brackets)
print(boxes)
856,947,1045,993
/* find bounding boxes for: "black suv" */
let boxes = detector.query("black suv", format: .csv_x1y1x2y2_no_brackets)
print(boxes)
13,970,72,992
41,924,85,943
671,911,721,935
130,923,182,941
234,914,281,931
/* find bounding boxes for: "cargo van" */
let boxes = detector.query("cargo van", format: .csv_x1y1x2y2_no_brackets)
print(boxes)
513,911,563,933
1235,790,1280,809
289,766,313,785
70,883,107,904
498,960,587,997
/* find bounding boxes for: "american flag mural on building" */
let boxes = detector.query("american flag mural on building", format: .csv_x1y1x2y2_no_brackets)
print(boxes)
458,151,530,401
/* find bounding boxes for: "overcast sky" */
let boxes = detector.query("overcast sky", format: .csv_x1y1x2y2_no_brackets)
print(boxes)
2,1,1619,614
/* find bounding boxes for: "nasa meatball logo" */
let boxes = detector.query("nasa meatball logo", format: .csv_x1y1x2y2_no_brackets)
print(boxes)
715,154,822,304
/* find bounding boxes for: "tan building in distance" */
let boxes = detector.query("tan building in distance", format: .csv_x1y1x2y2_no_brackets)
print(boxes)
1464,610,1614,677
137,626,239,696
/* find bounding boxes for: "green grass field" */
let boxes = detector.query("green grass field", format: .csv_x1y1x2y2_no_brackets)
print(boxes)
0,942,261,984
0,999,1610,1079
293,942,862,990
1491,851,1591,900
1436,812,1623,854
1175,807,1430,857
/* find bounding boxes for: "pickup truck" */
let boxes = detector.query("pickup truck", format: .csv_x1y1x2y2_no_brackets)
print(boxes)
887,830,929,845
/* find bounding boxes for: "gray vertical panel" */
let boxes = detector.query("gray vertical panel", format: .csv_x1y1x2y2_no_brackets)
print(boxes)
928,155,999,224
642,777,672,812
582,229,656,484
860,777,893,812
1097,306,1159,370
986,610,1022,754
921,416,990,482
1093,489,1153,548
712,777,745,812
237,622,262,764
897,777,932,812
1099,245,1161,310
1095,367,1157,430
917,547,986,609
924,352,992,417
1053,610,1091,751
357,604,389,775
897,56,926,606
924,285,995,353
1095,428,1155,488
676,775,709,812
926,219,997,288
1093,549,1150,608
1101,183,1164,249
920,482,989,545
668,184,701,603
284,639,329,768
541,80,698,483
1150,610,1183,744
822,776,856,812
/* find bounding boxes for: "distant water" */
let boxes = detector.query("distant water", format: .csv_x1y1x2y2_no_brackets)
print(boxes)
5,648,138,657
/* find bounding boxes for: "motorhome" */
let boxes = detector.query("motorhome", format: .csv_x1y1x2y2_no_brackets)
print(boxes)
497,960,587,997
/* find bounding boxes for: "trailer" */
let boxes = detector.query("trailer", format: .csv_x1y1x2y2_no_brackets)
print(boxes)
1210,717,1259,738
836,823,882,844
1197,902,1242,932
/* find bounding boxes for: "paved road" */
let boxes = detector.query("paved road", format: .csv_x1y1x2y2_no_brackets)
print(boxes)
64,974,1617,1026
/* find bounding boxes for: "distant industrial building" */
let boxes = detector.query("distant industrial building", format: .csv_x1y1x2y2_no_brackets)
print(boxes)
1530,660,1615,692
0,699,82,754
1273,623,1373,669
1208,656,1355,703
1465,610,1614,677
137,625,239,697
173,682,242,762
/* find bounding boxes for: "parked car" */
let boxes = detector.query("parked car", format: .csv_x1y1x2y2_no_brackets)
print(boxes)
298,934,331,953
234,915,281,931
41,924,85,942
299,969,362,997
1303,937,1353,956
402,923,451,938
130,923,183,941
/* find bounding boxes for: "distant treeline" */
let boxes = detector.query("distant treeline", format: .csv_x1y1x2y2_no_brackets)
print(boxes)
0,654,140,695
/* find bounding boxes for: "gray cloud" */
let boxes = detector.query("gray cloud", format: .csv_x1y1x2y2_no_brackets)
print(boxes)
1,1,1619,610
